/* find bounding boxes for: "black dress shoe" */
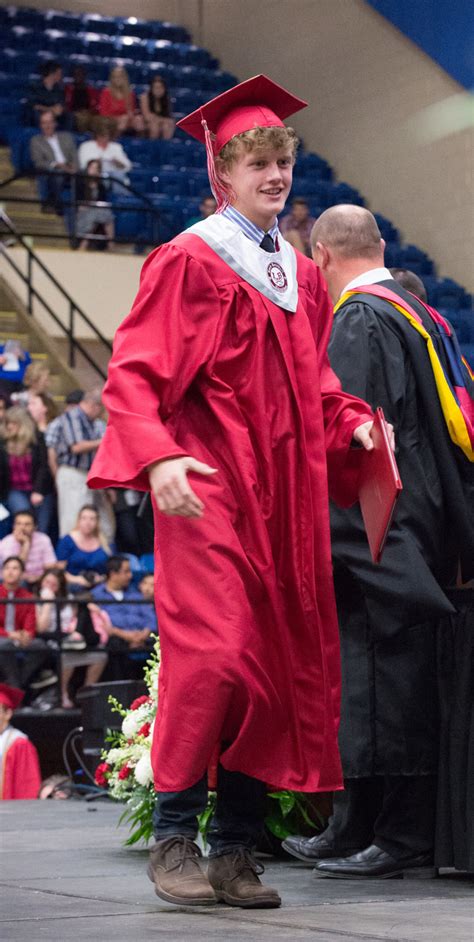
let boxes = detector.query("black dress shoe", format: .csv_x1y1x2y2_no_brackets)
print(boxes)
313,844,436,879
282,834,363,863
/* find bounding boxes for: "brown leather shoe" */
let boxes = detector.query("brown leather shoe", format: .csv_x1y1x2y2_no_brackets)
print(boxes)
207,847,281,908
147,836,217,905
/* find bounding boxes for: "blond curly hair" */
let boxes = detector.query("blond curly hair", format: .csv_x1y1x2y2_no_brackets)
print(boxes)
217,125,299,170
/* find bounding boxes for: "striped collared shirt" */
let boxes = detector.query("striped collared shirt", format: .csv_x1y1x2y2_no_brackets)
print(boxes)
222,205,280,250
45,405,106,472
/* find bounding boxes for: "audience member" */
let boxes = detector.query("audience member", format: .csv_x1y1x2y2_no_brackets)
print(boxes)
27,392,58,433
46,389,83,477
0,511,56,586
11,361,53,408
139,76,175,140
91,556,156,680
138,572,158,634
64,66,99,133
26,61,68,128
1,406,55,534
390,268,428,302
0,557,52,692
98,67,145,136
280,197,315,256
0,683,42,799
29,111,77,214
38,773,73,799
78,120,131,193
75,159,115,251
45,388,114,542
56,504,112,589
185,194,217,228
0,340,31,400
35,569,107,708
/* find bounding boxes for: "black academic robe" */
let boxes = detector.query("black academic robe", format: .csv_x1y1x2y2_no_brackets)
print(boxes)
328,279,474,778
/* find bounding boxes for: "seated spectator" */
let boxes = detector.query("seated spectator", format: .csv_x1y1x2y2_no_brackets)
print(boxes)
64,66,99,133
0,406,55,534
0,512,56,587
0,557,53,693
0,341,31,400
185,194,217,228
75,159,114,251
138,572,158,634
390,268,428,302
0,393,7,434
27,392,58,434
35,569,107,708
91,556,156,680
0,683,42,799
280,197,315,256
26,60,70,129
29,111,77,215
45,388,115,543
56,504,112,589
139,76,174,140
78,120,132,194
98,67,145,137
11,361,53,409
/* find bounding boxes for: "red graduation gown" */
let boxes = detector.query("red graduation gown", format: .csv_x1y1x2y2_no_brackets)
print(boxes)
1,730,41,799
88,235,372,792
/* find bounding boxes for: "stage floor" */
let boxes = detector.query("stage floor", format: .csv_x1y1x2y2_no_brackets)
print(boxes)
1,800,472,941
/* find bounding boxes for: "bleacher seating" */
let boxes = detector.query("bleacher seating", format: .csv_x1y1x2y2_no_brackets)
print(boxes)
0,4,472,359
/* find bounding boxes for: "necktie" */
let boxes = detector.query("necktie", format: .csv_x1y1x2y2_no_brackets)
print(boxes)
5,592,15,634
259,232,275,252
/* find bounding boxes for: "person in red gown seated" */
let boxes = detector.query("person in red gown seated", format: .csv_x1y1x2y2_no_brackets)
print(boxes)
0,683,41,799
88,75,375,909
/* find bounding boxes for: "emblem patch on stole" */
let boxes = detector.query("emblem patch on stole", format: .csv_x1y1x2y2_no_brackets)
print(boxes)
267,261,288,291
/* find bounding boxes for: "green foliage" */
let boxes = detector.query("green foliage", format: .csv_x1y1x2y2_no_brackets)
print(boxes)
265,790,325,841
108,695,128,718
118,786,156,846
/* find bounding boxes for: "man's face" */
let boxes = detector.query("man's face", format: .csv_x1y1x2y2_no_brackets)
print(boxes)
113,562,132,589
293,202,309,223
201,198,216,218
40,113,56,137
220,145,293,230
139,575,154,600
0,705,13,734
13,515,35,540
2,559,24,588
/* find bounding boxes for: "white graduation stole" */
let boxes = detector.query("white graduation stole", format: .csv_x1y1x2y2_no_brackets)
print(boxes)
186,215,299,313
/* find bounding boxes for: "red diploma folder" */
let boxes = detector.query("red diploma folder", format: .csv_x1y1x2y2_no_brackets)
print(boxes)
358,407,402,564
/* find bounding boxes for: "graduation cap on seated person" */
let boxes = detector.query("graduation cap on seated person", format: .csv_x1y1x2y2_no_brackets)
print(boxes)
177,74,307,212
0,683,24,711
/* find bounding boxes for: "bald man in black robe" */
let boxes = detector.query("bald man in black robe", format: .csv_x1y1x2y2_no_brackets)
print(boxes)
284,206,474,879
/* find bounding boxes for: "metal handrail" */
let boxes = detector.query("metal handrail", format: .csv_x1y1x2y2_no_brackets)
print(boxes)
0,208,112,379
0,168,162,246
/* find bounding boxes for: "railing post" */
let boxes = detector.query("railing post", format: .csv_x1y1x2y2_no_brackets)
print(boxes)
27,249,33,315
69,302,75,367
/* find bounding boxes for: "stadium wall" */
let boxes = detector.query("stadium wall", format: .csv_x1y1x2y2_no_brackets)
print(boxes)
11,0,474,292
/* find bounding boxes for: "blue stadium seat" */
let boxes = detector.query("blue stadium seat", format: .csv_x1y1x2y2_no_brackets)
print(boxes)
44,30,86,56
294,152,332,181
394,244,435,275
5,26,44,50
374,213,400,243
329,181,365,206
82,15,121,36
44,11,83,32
8,8,45,30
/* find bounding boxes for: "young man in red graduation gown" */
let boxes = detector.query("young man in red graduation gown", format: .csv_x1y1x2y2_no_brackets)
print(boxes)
0,683,41,799
88,75,375,908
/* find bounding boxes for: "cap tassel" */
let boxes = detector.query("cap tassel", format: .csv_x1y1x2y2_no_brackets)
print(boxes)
201,117,229,214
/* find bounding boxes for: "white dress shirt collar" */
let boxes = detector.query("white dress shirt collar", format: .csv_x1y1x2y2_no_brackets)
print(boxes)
340,267,392,298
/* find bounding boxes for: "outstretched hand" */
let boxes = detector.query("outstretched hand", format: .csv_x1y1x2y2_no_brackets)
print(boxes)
353,420,395,452
148,456,217,518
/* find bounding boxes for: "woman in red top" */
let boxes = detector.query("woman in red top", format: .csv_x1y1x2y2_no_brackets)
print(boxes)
98,67,145,136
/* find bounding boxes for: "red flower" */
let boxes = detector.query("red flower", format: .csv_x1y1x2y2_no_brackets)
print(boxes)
95,762,111,787
118,763,133,780
138,722,151,738
130,695,150,711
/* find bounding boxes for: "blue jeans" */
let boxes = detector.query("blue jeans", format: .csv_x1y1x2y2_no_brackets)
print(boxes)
7,490,54,535
152,764,267,857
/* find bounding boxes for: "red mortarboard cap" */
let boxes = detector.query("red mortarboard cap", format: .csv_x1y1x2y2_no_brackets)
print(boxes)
0,683,24,710
177,74,307,154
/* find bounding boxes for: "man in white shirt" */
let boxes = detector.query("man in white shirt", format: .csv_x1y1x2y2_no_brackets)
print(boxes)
78,122,131,193
29,111,77,213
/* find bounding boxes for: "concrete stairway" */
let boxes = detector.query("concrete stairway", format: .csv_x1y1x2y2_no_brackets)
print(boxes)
0,277,101,402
